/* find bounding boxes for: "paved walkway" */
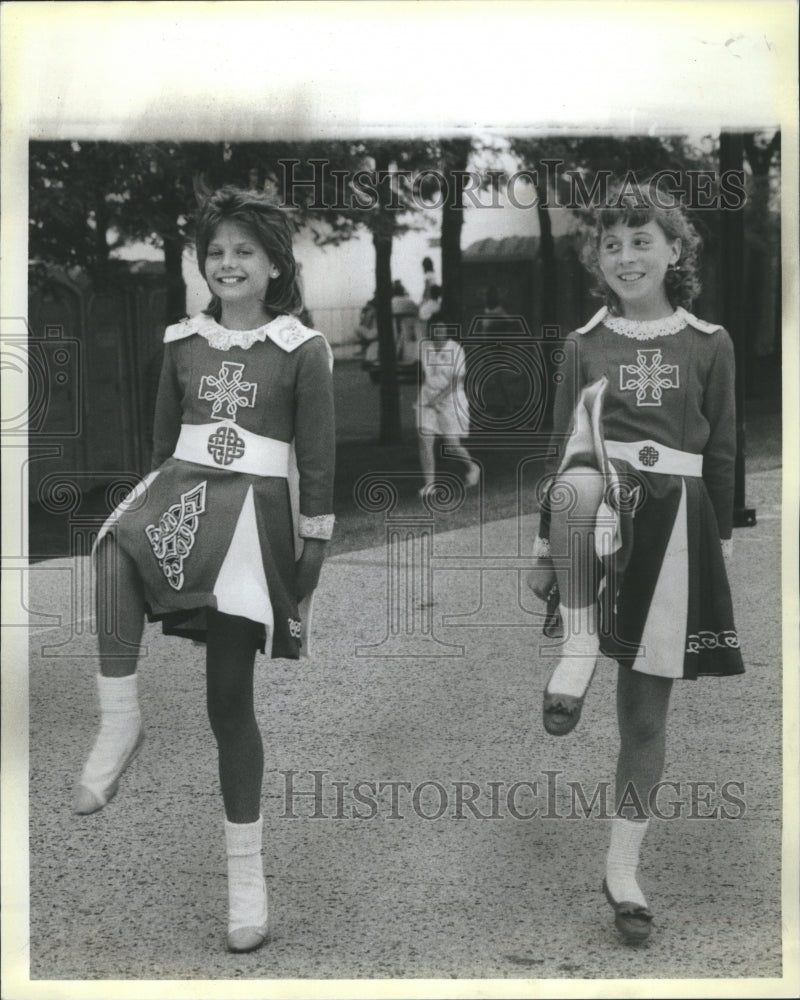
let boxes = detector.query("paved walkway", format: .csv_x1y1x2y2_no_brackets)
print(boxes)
18,467,786,988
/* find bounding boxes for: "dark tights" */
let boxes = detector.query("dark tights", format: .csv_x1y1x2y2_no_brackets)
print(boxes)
205,610,263,824
96,536,264,825
615,665,673,817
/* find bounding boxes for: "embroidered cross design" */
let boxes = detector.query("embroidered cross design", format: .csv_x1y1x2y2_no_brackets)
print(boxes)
145,482,207,591
199,361,257,420
619,349,679,407
207,426,245,466
638,445,660,467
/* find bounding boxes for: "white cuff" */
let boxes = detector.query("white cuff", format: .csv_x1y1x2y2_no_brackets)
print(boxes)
532,535,552,559
298,513,335,540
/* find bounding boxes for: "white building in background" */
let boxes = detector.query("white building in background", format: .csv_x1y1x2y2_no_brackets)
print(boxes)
172,176,573,355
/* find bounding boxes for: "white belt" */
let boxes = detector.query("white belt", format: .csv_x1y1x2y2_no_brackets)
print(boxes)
605,439,703,477
173,422,290,477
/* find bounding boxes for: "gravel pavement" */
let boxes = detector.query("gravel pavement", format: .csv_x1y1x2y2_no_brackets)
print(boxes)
20,466,787,990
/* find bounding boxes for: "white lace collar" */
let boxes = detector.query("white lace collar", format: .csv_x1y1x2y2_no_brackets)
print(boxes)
164,312,320,352
603,307,690,340
577,305,722,339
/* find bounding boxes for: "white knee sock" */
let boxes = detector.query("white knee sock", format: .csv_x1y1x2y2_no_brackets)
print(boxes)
79,673,142,800
546,604,599,698
225,816,268,933
605,816,649,908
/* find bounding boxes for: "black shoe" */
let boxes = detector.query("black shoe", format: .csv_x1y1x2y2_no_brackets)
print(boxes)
542,690,587,736
542,660,596,737
602,878,653,944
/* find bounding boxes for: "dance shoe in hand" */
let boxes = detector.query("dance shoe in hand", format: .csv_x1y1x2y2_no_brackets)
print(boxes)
602,878,653,944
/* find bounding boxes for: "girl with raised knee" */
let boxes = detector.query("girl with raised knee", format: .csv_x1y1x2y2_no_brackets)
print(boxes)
529,180,743,943
75,186,335,954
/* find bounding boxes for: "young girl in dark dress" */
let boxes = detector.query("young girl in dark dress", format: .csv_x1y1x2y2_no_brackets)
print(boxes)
74,187,335,954
529,182,743,943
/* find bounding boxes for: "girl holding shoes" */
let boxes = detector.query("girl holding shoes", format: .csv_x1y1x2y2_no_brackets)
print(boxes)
74,186,336,954
416,316,481,496
528,182,743,943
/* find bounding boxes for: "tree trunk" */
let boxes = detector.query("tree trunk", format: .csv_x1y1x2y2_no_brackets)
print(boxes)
373,227,402,444
535,170,557,329
439,139,470,326
93,198,110,288
372,149,402,444
163,235,187,324
719,130,752,525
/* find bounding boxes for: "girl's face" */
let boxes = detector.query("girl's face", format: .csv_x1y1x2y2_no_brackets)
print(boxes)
598,219,681,316
205,219,275,310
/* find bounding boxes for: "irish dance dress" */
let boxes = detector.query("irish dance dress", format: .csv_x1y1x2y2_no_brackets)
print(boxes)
535,306,744,679
97,312,336,659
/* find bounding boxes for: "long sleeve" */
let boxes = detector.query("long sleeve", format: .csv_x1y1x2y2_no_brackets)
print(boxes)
150,343,183,470
293,336,336,534
701,329,737,539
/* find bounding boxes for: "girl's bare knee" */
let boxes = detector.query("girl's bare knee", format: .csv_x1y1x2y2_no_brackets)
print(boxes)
552,465,605,516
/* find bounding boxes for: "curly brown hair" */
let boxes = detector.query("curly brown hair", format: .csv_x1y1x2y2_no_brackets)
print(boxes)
195,186,303,320
580,179,702,312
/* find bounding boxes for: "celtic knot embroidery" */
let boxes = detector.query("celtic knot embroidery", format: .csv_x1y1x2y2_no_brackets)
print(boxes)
638,445,660,467
145,482,207,591
619,349,679,406
207,426,246,466
686,629,740,654
199,362,257,420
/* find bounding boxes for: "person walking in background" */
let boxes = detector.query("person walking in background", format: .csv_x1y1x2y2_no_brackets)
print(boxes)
354,296,377,355
73,186,336,955
420,256,438,302
417,281,442,341
528,181,743,944
391,279,419,363
418,283,442,325
416,314,481,497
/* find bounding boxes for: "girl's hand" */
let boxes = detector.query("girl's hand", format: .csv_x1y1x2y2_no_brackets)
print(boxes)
526,558,557,602
295,538,327,599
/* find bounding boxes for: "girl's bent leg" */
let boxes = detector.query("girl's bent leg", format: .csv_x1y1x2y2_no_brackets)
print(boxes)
74,535,147,815
96,534,146,676
549,465,605,610
206,610,268,952
542,466,605,734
